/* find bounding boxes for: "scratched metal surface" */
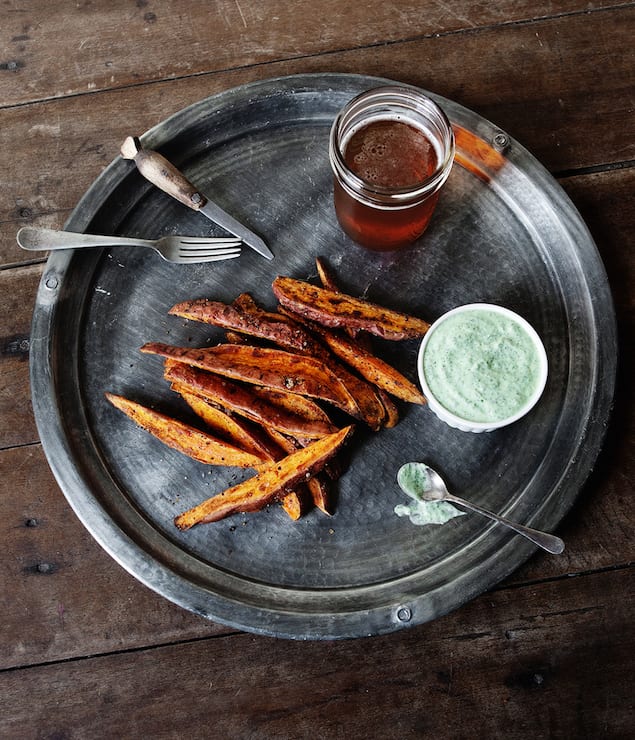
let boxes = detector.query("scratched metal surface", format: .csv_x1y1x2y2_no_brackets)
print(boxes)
29,74,616,639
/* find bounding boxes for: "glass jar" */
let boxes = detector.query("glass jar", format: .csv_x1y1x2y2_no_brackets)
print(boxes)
329,86,455,251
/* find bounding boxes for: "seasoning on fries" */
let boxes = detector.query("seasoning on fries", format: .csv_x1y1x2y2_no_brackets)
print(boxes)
107,259,430,526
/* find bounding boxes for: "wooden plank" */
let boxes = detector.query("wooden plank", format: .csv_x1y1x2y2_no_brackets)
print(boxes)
0,264,42,448
0,212,66,269
1,567,632,738
561,169,635,317
0,443,228,672
1,6,633,258
321,8,635,173
0,1,621,107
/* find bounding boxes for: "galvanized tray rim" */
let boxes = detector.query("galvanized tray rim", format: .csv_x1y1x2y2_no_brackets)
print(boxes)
30,73,617,639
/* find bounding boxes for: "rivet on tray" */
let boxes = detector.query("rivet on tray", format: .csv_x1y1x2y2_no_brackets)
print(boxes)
396,606,412,622
44,275,59,291
493,131,510,152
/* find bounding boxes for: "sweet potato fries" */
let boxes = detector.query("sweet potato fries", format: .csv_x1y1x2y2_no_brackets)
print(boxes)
272,275,430,340
174,426,354,529
106,258,429,528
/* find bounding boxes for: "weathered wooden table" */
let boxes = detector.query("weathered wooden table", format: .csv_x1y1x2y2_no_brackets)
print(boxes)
1,2,633,737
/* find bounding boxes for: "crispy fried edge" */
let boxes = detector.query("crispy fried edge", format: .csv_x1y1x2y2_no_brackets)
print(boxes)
174,425,354,529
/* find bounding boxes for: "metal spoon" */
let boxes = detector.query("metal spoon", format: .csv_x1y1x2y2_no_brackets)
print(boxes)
398,462,565,554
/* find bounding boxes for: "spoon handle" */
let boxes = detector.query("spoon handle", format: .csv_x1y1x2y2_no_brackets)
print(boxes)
446,494,565,554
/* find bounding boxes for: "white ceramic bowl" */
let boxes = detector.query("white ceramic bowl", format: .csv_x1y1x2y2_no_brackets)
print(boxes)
417,303,548,433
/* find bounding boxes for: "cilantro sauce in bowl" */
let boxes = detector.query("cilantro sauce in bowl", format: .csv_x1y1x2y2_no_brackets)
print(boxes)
418,304,548,432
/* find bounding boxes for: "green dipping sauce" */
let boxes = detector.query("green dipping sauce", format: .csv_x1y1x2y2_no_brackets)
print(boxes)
421,308,544,423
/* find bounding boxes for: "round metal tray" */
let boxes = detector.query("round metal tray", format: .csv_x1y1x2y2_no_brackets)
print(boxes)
30,74,617,639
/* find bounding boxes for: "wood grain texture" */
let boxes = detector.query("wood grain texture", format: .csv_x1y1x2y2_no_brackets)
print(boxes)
1,1,633,734
0,443,228,672
0,265,42,448
1,8,633,266
0,215,56,270
561,168,635,318
1,568,632,738
0,1,623,106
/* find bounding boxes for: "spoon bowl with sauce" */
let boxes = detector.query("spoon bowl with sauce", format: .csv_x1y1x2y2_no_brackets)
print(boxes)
397,462,565,554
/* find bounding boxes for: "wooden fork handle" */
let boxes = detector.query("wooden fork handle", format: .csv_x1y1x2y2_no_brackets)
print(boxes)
120,136,208,212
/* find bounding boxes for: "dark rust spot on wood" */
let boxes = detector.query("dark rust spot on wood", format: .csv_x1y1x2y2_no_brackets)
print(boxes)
1,334,30,360
504,667,551,691
1,59,25,71
24,562,59,575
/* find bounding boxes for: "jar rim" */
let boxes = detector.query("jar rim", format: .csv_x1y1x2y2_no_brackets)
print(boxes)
329,86,456,206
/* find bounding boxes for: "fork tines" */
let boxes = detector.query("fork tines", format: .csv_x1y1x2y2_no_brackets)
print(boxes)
178,237,242,262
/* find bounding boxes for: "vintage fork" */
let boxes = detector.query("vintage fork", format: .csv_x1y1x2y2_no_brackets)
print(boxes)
17,226,242,264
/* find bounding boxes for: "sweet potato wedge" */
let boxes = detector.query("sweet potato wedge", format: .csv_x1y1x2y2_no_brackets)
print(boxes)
248,385,336,429
230,296,387,430
254,425,314,519
312,327,426,404
377,389,400,428
306,476,333,516
313,260,403,423
279,489,306,521
174,425,354,529
105,393,263,468
164,361,337,439
272,275,430,340
142,342,359,417
175,388,283,461
169,298,320,354
263,428,334,515
316,257,370,343
233,292,282,321
315,256,340,293
224,330,250,344
175,386,306,520
219,293,387,430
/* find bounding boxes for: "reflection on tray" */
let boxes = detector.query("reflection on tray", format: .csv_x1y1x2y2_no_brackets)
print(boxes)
453,125,507,182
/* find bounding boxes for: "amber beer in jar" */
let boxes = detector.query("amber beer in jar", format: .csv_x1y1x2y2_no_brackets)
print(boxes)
329,86,455,251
